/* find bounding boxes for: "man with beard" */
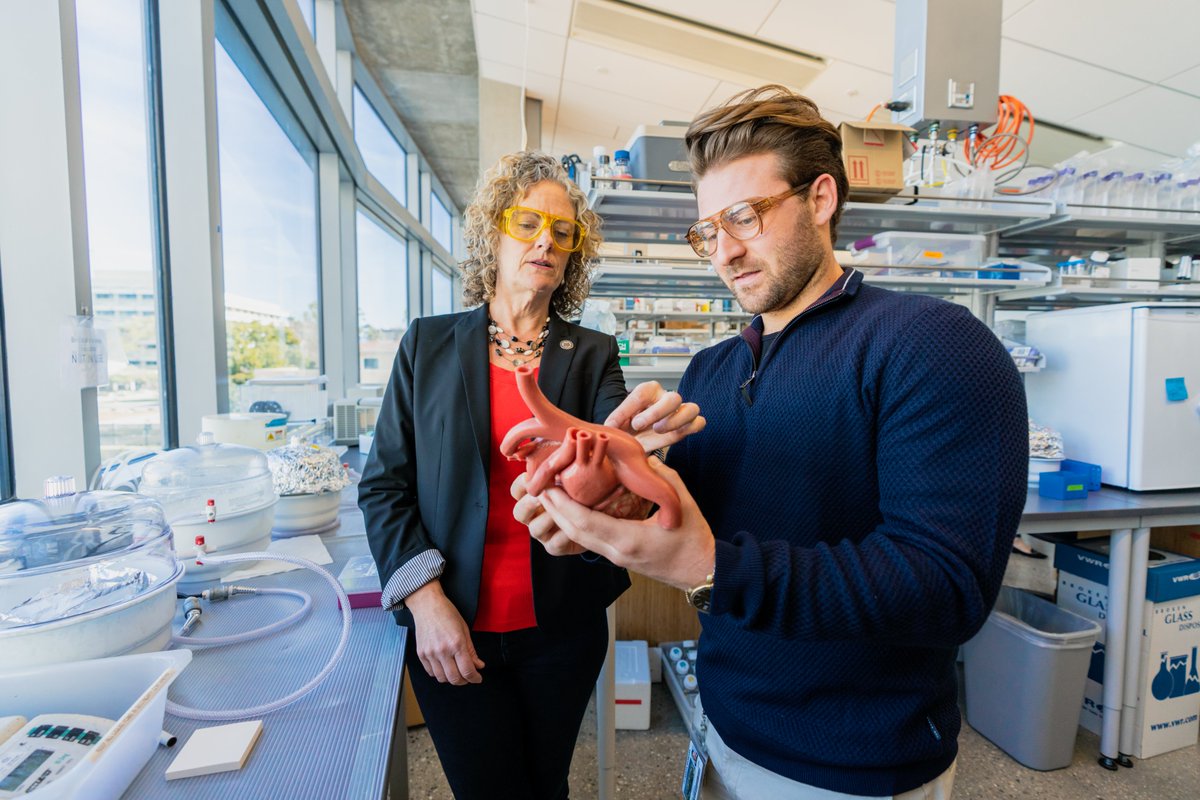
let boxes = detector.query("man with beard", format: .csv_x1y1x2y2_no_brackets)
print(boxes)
514,86,1028,799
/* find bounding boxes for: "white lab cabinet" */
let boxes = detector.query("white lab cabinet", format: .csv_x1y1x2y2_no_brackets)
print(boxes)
1026,303,1200,490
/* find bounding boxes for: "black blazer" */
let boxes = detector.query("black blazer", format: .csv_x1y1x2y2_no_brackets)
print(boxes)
359,303,631,631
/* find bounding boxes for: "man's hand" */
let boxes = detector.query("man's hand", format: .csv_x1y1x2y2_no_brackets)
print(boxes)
605,381,705,453
512,472,586,555
537,460,715,590
405,581,486,685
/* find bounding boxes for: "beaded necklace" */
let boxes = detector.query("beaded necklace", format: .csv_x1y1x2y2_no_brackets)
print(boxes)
488,316,550,367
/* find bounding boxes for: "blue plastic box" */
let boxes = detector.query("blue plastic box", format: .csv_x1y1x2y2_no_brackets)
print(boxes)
1039,471,1089,500
1060,459,1102,491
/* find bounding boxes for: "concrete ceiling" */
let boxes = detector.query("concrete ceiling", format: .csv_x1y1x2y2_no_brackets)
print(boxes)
344,0,480,210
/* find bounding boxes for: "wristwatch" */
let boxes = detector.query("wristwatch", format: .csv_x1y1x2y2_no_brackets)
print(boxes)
685,573,714,614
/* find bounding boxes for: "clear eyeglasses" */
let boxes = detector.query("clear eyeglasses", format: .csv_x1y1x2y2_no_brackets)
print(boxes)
685,183,812,258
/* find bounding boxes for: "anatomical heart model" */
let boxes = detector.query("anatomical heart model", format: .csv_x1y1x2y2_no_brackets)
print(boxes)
500,366,681,528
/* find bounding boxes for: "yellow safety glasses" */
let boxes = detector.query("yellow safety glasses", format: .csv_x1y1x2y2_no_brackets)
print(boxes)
500,206,587,253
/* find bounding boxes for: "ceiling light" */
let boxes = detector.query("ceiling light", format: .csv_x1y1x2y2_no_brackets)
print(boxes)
570,0,826,90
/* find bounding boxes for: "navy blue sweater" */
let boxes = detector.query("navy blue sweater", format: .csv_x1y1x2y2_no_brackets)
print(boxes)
667,269,1027,795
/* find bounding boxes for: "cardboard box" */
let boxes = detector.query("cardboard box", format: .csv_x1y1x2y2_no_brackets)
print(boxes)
1055,540,1200,757
614,640,651,730
1152,526,1200,560
838,121,912,197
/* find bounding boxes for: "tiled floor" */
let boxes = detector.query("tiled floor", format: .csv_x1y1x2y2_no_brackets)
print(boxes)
401,540,1200,798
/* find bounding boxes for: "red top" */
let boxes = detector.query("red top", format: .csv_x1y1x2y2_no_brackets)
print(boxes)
473,364,539,632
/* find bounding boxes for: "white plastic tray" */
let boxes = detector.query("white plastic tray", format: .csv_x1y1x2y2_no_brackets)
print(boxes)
0,649,191,799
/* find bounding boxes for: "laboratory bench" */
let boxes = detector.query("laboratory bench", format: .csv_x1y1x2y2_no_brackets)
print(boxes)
1019,486,1200,768
123,503,409,800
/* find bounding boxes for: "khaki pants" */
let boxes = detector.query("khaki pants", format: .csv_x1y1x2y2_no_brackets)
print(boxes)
693,697,957,800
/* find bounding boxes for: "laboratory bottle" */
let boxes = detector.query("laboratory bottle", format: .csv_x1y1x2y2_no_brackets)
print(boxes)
903,135,921,187
596,155,612,191
1170,179,1191,221
612,149,632,190
924,123,941,187
1152,173,1174,218
1178,255,1194,282
1097,170,1124,215
1078,169,1101,208
1052,166,1076,205
1121,172,1146,217
591,146,609,191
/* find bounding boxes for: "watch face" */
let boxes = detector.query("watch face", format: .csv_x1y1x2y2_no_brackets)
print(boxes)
688,585,712,613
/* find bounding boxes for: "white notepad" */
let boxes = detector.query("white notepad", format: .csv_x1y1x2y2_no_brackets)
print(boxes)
165,720,264,780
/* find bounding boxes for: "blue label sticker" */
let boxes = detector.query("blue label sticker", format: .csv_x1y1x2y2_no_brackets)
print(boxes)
1166,377,1188,402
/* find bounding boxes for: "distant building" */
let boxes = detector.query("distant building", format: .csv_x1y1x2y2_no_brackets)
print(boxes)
359,337,401,384
91,269,159,371
225,293,289,326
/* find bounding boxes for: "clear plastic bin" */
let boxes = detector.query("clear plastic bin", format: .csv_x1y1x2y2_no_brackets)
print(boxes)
962,586,1101,770
849,231,986,277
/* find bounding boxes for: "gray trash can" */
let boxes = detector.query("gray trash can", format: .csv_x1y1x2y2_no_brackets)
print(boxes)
962,585,1101,770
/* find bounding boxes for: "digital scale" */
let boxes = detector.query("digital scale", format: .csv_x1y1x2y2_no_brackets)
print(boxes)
0,714,114,798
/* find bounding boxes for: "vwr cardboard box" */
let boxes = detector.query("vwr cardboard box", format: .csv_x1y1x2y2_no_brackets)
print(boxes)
1055,540,1200,758
838,121,912,197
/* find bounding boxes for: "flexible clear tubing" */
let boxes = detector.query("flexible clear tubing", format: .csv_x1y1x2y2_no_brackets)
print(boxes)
171,587,313,647
165,551,353,721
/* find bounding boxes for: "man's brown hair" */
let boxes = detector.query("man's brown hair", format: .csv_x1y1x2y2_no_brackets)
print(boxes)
685,85,850,244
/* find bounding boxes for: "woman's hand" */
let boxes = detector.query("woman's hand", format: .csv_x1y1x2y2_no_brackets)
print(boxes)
605,381,705,453
405,581,486,685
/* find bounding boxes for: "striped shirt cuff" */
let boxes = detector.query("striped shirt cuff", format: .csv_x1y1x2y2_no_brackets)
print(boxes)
381,549,446,611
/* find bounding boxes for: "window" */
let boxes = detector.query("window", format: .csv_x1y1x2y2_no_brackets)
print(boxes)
353,86,407,207
215,41,320,410
76,0,165,460
431,268,453,316
431,192,453,252
356,208,407,384
297,0,315,37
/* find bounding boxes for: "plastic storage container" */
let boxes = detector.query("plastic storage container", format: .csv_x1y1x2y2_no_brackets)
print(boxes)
0,649,191,799
139,435,277,585
0,480,182,670
849,231,986,277
627,124,691,190
201,412,288,450
962,586,1101,770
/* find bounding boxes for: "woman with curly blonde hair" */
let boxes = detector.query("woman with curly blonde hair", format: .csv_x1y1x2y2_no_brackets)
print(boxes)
360,150,702,798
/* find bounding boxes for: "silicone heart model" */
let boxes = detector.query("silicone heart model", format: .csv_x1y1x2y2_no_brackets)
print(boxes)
499,366,681,528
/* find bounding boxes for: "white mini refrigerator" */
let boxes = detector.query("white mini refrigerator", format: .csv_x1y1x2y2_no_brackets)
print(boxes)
1026,303,1200,490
